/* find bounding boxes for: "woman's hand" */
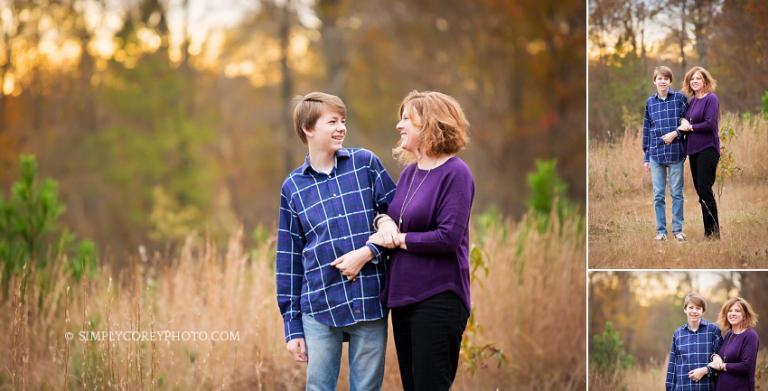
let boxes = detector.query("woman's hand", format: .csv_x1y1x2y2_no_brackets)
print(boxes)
708,354,723,370
661,131,678,144
678,118,693,132
367,232,407,250
372,218,401,248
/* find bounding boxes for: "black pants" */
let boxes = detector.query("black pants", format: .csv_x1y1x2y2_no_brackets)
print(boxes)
391,291,470,391
689,147,720,238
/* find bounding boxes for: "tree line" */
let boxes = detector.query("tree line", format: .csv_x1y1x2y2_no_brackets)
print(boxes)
589,0,768,138
0,0,585,261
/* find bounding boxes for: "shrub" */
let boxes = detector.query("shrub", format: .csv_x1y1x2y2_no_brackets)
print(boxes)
526,159,581,234
762,90,768,116
589,322,634,378
0,155,97,303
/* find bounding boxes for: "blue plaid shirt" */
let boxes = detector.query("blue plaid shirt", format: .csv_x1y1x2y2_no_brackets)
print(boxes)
275,148,396,342
665,319,722,391
643,89,688,164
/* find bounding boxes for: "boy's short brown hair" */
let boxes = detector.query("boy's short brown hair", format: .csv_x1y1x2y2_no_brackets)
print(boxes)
653,66,674,82
292,92,347,144
683,293,707,312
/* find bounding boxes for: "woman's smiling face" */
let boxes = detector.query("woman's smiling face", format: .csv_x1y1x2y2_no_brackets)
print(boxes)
690,71,705,94
396,105,422,153
727,303,745,328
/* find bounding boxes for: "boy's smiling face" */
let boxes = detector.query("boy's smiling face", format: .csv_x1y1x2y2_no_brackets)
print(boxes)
654,74,670,95
304,109,346,153
684,303,703,324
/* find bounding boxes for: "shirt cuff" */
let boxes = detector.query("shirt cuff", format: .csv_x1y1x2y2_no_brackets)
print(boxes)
284,318,304,342
365,243,382,264
372,214,388,230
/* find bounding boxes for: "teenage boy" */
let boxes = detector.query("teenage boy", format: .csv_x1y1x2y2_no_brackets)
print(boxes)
665,293,722,390
642,65,689,241
275,92,398,391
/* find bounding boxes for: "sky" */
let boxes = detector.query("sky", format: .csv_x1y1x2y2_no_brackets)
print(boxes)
592,270,740,307
588,3,713,60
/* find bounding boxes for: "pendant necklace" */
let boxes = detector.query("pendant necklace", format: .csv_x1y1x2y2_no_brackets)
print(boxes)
398,166,432,231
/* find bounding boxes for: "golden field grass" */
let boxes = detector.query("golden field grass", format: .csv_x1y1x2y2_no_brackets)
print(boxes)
0,212,585,390
590,351,768,390
589,113,768,268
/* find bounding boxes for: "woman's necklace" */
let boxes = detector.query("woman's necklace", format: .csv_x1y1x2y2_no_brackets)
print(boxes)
398,167,432,231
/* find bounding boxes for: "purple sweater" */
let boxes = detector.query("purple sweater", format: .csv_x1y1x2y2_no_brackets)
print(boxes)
382,156,474,311
685,92,720,156
716,328,759,391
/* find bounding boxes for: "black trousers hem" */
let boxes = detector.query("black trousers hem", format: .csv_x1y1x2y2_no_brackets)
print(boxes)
392,291,470,391
689,147,720,237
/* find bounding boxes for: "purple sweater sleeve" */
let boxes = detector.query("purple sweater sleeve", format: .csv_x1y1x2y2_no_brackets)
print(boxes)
724,330,759,375
691,94,719,133
404,169,474,254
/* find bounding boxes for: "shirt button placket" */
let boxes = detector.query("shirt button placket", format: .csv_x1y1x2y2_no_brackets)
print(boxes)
327,175,343,239
335,183,343,218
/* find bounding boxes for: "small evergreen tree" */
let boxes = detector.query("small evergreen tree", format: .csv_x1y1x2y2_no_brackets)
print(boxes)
591,321,634,376
0,155,97,303
762,90,768,116
526,159,580,233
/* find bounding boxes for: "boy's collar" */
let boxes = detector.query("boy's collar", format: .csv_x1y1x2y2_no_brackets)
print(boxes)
301,148,351,175
655,88,677,100
683,318,709,332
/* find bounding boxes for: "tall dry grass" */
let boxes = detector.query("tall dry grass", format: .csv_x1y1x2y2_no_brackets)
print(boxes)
0,212,585,390
589,113,768,268
591,350,768,390
590,361,666,391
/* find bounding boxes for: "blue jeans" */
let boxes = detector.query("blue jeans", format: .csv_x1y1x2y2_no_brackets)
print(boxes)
302,313,387,391
650,160,685,235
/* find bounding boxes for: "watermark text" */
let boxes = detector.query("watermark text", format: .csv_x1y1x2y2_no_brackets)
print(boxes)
64,330,240,343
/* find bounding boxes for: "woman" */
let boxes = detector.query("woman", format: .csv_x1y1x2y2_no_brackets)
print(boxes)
678,66,721,239
665,293,722,391
368,90,474,391
709,297,760,391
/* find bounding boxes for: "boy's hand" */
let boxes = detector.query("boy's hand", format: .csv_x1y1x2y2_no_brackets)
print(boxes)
661,131,678,144
331,247,373,280
287,338,307,362
643,162,650,171
687,367,708,382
